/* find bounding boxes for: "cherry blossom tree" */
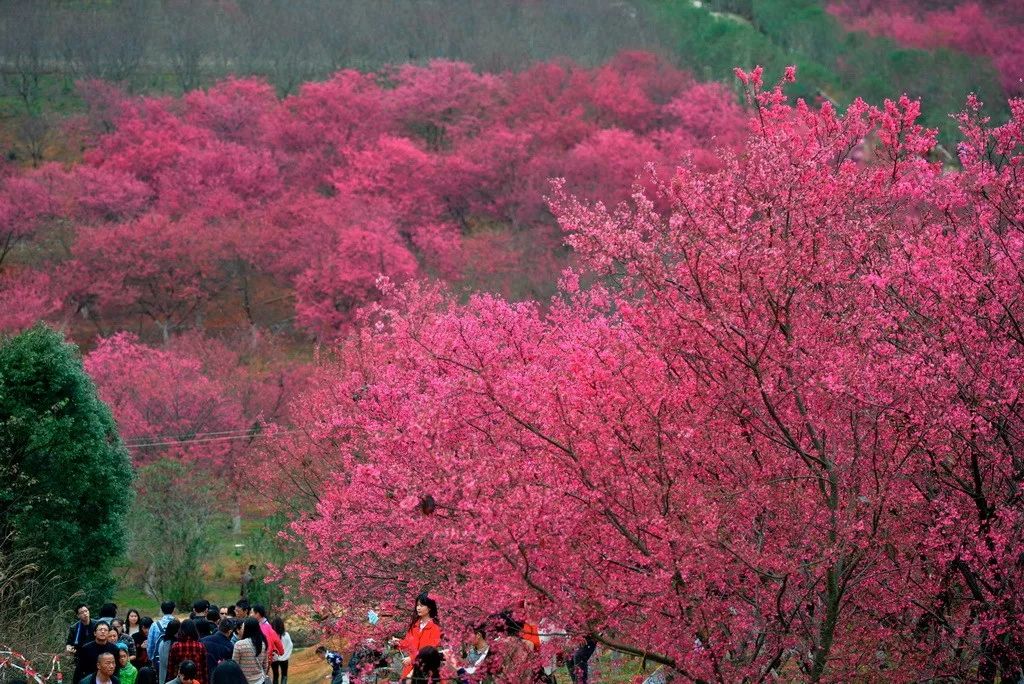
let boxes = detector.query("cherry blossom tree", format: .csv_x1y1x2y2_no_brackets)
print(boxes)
0,167,59,270
85,332,246,468
8,54,748,342
287,74,1024,682
294,225,419,339
69,213,226,340
0,269,61,333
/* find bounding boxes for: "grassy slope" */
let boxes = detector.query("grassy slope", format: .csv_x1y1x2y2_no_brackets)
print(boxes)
644,0,1009,147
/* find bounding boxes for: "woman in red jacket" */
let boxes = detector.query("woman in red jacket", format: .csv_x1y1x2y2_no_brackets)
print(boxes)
392,593,442,680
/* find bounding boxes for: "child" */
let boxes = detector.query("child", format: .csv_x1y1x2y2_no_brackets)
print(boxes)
118,645,139,684
314,646,344,682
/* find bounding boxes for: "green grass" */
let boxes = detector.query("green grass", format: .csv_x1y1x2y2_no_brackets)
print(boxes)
111,512,280,614
644,0,1010,147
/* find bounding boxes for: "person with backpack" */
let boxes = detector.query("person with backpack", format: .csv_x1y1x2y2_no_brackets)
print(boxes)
157,620,181,684
148,602,177,676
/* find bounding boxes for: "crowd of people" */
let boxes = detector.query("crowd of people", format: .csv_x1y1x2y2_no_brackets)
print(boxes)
65,594,600,684
65,600,292,684
316,594,599,684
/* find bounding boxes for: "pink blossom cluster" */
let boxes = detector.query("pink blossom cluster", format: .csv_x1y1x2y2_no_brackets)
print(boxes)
0,52,746,343
285,80,1024,680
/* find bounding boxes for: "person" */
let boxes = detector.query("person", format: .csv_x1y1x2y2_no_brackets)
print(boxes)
313,647,342,682
134,617,154,667
167,619,209,684
451,624,492,684
111,621,136,659
210,661,247,684
219,607,229,621
240,566,255,599
158,619,181,684
234,601,251,620
80,651,120,684
405,646,442,684
76,622,121,684
69,603,97,683
231,618,268,684
566,636,597,684
118,646,139,684
136,666,157,684
269,618,292,684
100,603,119,622
68,604,96,654
165,661,199,684
345,639,387,682
251,606,284,661
488,615,533,683
392,594,442,681
148,601,177,675
521,622,541,652
537,618,565,682
125,610,143,638
201,618,235,675
191,601,210,619
197,609,217,638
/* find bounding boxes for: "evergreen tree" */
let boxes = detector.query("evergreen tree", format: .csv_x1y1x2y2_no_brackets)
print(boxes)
0,325,133,606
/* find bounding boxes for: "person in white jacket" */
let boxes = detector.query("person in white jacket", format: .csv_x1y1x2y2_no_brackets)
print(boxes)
270,617,292,684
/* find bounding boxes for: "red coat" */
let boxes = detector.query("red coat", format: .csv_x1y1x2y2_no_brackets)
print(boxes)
521,623,541,650
259,619,285,660
167,637,209,684
398,619,442,678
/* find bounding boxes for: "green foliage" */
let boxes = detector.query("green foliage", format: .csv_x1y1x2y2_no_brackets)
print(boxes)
647,0,1009,147
128,458,220,606
242,513,292,613
0,324,133,607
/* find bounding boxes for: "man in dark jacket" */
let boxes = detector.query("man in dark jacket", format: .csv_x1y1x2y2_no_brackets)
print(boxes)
67,604,96,676
78,650,120,684
200,619,234,675
75,622,121,684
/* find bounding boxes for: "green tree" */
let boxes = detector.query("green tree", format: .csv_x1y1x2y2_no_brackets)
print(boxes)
0,324,133,607
128,458,216,605
242,513,293,613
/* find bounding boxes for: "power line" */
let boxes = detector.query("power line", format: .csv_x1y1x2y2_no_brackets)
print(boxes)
124,428,303,449
121,428,258,444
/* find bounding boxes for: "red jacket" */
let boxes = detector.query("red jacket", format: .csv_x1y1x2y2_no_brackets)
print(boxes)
167,637,209,684
259,619,285,660
521,623,541,650
398,619,442,678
